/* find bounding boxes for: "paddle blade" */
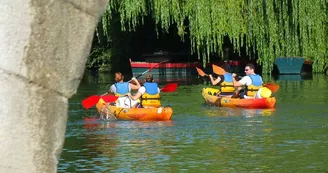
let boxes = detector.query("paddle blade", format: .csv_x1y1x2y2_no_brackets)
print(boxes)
212,64,226,75
133,60,169,80
82,95,101,109
101,95,119,102
161,83,178,92
149,60,168,71
196,67,207,77
263,83,280,93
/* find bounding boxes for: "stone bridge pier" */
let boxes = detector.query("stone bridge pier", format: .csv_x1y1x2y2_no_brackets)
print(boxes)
0,1,107,172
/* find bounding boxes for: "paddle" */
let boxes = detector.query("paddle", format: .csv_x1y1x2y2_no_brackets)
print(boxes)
212,64,280,93
132,60,168,80
82,83,177,109
82,95,118,109
212,64,226,75
161,83,178,92
196,67,220,81
263,83,280,93
82,60,168,109
196,67,208,77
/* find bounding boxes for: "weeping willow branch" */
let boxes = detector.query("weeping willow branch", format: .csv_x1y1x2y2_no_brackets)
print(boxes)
101,0,328,74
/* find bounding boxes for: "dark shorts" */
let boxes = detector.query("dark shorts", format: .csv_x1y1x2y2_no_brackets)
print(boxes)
239,90,246,99
135,103,143,108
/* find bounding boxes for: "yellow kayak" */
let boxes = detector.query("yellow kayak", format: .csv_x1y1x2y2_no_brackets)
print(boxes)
202,87,276,109
96,98,172,121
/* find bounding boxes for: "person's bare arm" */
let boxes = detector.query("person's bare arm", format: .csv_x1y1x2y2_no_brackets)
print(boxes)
130,77,141,90
209,75,221,85
232,73,244,87
128,92,142,100
103,84,115,96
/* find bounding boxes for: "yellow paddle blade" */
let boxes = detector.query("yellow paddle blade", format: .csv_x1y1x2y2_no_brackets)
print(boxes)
212,64,226,75
196,67,207,77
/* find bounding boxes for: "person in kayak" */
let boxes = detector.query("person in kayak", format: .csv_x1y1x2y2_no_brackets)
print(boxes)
108,72,141,95
232,63,265,99
128,74,161,108
108,72,141,107
208,63,235,96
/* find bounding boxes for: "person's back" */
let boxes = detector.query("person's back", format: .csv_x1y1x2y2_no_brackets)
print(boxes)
232,63,264,98
245,73,263,97
109,72,130,96
219,73,235,96
140,74,161,108
128,74,161,108
209,63,235,97
108,72,141,107
114,82,129,96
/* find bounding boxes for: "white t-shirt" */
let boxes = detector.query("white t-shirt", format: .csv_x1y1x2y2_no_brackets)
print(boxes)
109,83,131,94
137,86,160,94
116,96,139,108
239,76,253,86
115,86,160,108
239,75,263,99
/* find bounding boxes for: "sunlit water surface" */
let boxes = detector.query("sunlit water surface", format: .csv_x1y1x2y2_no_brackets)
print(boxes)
59,73,328,172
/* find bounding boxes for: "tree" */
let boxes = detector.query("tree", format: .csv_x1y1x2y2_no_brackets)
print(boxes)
101,0,328,74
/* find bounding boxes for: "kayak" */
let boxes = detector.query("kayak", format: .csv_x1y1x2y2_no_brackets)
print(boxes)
95,98,172,121
202,87,276,109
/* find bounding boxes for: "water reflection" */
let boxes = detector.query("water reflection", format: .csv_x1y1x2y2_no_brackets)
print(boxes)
75,118,176,172
203,106,276,117
81,70,204,85
60,73,328,172
273,74,313,81
83,117,173,130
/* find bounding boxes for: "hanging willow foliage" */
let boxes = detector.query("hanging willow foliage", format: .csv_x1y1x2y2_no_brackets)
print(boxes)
101,0,328,74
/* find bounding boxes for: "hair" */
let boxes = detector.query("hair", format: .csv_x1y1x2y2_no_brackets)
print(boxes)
221,63,231,72
245,63,255,70
114,72,124,82
145,74,154,82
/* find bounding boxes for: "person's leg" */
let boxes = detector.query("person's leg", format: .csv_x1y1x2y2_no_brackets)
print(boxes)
116,97,126,107
129,99,140,108
232,87,243,98
135,102,143,108
239,90,246,99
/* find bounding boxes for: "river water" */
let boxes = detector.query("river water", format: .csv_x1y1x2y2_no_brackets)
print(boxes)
58,72,328,172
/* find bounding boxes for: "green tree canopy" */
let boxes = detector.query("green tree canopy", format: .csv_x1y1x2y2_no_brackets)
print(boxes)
101,0,328,74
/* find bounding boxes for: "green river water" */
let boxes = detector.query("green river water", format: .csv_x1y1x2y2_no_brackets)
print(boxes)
58,73,328,173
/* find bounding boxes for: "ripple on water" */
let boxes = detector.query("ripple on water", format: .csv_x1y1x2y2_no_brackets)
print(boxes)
59,75,328,172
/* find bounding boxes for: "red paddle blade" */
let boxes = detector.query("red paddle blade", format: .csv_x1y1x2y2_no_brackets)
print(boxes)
263,83,280,93
82,95,101,109
161,83,178,92
212,64,226,75
101,95,119,102
196,67,207,77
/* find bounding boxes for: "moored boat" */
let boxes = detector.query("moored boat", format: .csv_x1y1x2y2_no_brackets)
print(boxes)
202,87,276,109
96,98,173,121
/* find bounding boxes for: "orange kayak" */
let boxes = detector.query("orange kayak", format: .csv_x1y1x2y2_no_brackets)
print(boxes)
202,87,276,109
96,98,172,121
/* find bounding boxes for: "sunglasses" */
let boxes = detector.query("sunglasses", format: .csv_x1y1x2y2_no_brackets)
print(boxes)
245,69,250,71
